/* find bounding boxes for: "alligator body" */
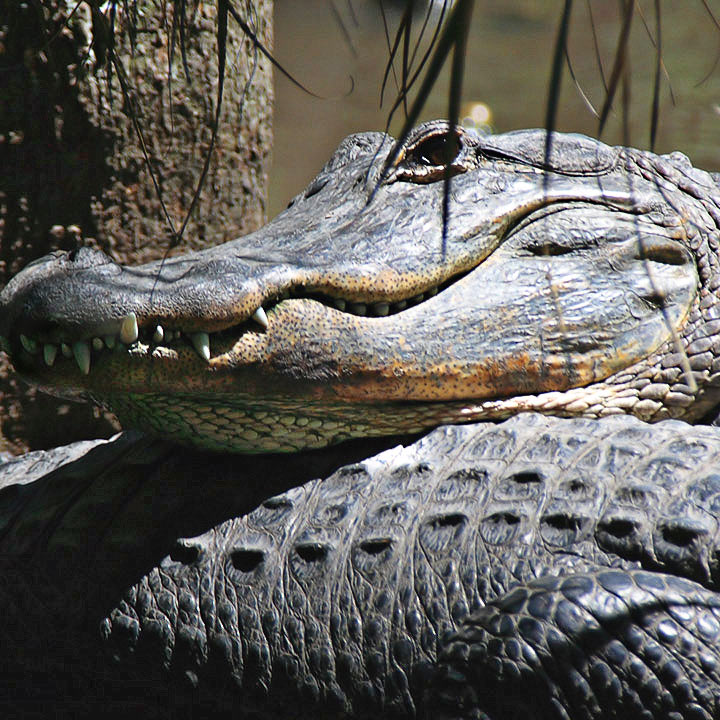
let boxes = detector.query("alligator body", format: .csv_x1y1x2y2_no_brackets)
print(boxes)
3,413,720,719
5,125,720,718
4,122,720,451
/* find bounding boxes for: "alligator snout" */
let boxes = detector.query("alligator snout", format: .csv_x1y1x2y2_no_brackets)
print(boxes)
0,241,278,376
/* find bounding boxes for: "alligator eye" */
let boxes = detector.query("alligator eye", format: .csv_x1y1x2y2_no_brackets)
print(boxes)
393,124,472,183
414,131,461,167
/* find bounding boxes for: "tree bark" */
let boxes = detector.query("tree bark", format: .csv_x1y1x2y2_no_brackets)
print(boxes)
0,0,273,453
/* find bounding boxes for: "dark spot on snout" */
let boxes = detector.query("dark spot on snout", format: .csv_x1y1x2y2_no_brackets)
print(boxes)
661,523,703,548
599,518,636,539
169,541,201,565
509,471,543,485
231,548,265,572
428,513,467,529
295,543,330,562
359,538,393,555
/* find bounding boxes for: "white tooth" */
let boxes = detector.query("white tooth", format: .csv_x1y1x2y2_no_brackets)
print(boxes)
334,298,346,311
20,334,38,354
72,341,91,375
119,312,138,344
190,332,210,362
372,302,390,316
348,302,367,316
104,335,116,349
153,325,164,343
252,307,268,329
92,337,104,351
43,344,57,366
61,343,72,358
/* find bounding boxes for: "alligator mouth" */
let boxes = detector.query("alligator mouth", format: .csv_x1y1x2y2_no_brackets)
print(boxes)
5,266,471,376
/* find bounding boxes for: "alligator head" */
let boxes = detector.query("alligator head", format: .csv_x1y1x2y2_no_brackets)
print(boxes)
2,120,720,452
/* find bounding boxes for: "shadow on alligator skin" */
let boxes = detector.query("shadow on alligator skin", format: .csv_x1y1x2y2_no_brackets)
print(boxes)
3,413,720,719
0,429,412,718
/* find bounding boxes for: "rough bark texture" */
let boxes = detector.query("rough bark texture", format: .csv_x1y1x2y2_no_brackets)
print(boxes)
0,0,273,454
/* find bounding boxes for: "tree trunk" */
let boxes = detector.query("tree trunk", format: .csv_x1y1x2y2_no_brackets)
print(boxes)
0,0,273,453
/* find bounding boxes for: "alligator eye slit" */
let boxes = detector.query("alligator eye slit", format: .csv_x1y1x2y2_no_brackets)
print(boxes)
262,497,293,511
641,291,668,310
528,243,574,257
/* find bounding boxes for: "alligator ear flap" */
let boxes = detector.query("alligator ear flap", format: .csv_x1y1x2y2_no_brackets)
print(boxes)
429,569,720,719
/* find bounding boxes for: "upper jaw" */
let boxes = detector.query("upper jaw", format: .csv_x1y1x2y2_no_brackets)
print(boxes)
0,124,640,386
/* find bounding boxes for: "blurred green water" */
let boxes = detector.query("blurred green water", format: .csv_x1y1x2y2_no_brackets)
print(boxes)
271,1,720,217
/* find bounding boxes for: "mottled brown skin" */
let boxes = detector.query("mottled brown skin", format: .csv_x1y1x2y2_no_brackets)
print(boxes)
2,122,720,452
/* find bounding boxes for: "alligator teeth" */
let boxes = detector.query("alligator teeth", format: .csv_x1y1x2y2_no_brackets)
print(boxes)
43,344,57,367
20,334,38,354
394,300,407,311
348,302,367,316
104,335,116,349
72,341,91,375
372,302,390,317
92,337,104,351
190,332,210,362
61,343,72,358
152,325,164,343
334,299,346,311
426,286,438,297
410,293,424,304
252,307,268,329
120,312,139,344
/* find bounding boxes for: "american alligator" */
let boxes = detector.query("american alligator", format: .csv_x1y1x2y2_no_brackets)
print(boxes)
4,123,720,718
3,121,720,452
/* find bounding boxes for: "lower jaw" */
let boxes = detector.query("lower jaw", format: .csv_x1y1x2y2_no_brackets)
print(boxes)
104,378,699,454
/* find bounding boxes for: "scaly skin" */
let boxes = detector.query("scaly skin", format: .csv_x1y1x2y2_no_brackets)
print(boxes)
3,414,720,718
3,121,720,451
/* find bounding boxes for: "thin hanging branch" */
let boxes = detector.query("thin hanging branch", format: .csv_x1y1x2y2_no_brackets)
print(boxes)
597,0,635,138
544,0,573,182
